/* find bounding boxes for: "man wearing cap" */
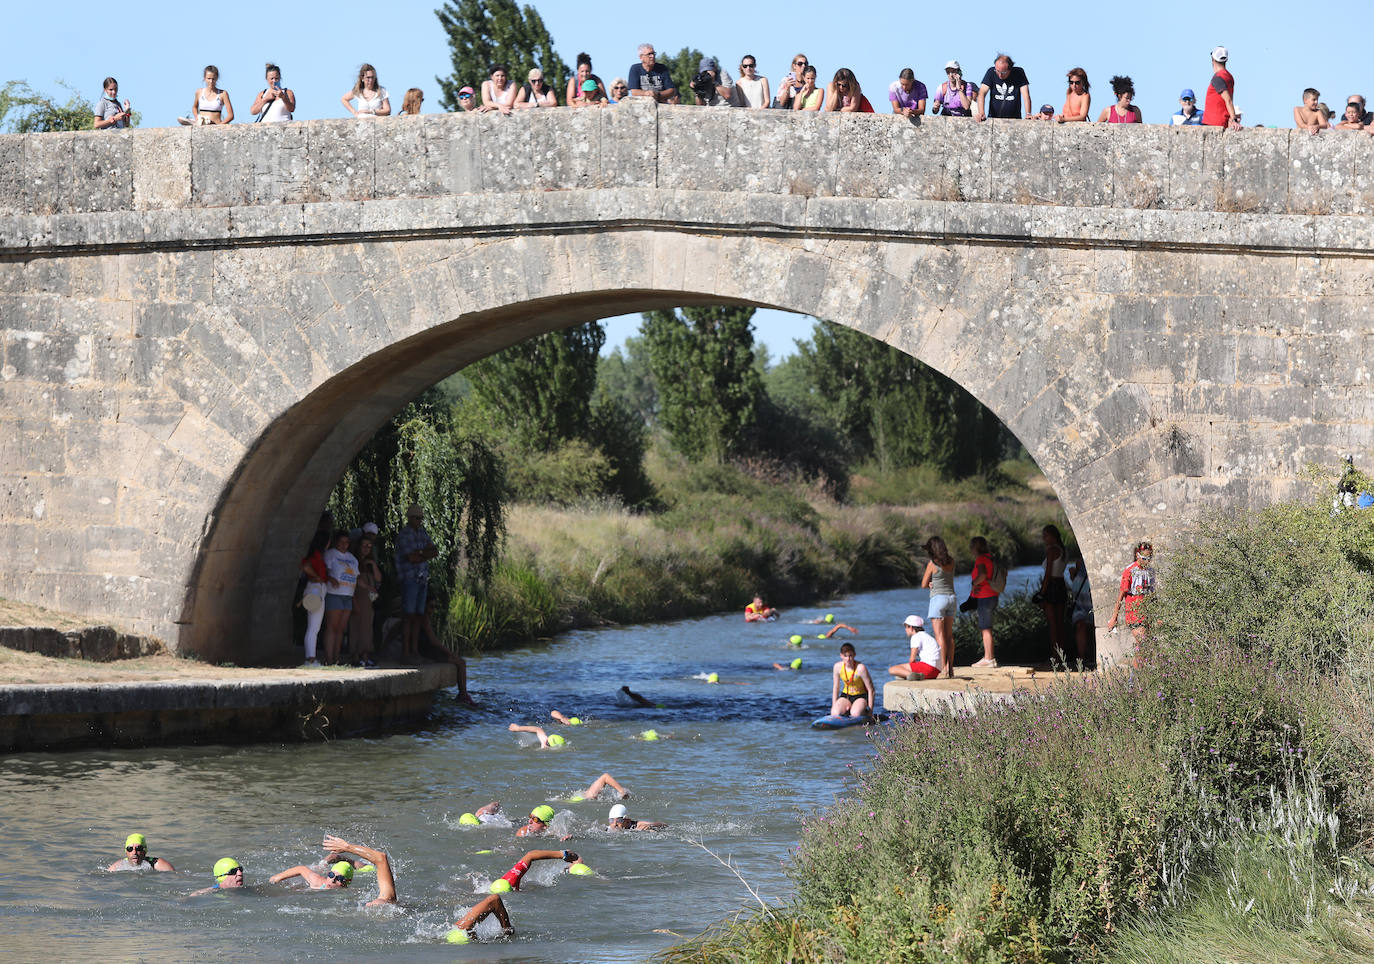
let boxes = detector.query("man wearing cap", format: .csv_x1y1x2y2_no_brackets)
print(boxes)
395,504,438,664
457,86,478,111
889,615,943,681
692,55,737,106
190,858,245,895
269,834,396,907
608,803,668,832
627,43,680,104
1203,47,1241,129
107,832,175,872
1172,89,1203,125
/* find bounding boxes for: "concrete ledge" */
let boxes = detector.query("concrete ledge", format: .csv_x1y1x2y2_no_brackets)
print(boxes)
0,625,165,661
0,664,456,751
883,666,1094,714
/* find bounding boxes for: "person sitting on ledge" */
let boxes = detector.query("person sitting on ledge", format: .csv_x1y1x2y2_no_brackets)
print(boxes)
889,615,943,681
108,832,174,872
269,834,396,907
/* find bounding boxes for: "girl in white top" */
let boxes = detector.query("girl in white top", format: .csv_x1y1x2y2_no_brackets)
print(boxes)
320,530,359,665
251,63,296,123
481,64,517,114
736,55,769,109
191,65,234,125
342,63,390,117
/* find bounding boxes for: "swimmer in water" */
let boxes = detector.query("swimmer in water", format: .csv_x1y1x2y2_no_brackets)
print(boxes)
107,832,175,872
744,596,778,621
830,642,875,718
446,850,584,944
571,772,630,801
550,710,582,725
269,834,396,907
619,684,655,707
607,803,667,831
817,622,858,639
189,857,246,895
773,657,804,670
508,723,566,747
489,848,583,892
516,804,572,840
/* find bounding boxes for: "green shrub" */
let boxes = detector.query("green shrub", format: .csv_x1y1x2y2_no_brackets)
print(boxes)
952,592,1051,664
503,439,612,506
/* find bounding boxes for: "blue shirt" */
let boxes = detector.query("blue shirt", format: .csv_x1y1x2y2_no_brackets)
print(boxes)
395,523,435,584
628,62,676,96
1172,107,1203,126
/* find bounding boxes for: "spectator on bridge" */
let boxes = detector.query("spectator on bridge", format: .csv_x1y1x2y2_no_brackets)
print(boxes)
692,56,737,106
1202,46,1240,129
456,86,477,111
608,78,629,103
190,65,234,125
825,67,873,112
775,53,809,109
1293,88,1329,133
396,503,438,664
342,63,390,118
577,79,607,106
350,532,382,668
251,64,295,122
627,44,680,104
1171,88,1202,125
400,88,423,115
889,68,927,118
1032,104,1055,121
1056,67,1091,123
1098,76,1142,123
1332,102,1366,130
977,54,1031,121
567,53,604,106
514,69,557,109
481,64,517,114
931,61,975,116
1347,94,1373,126
93,77,131,130
736,55,769,108
792,65,824,111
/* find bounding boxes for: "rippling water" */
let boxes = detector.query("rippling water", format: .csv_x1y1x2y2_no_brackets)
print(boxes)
0,570,1040,962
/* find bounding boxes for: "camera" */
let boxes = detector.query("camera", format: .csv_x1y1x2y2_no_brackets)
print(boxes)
691,71,716,102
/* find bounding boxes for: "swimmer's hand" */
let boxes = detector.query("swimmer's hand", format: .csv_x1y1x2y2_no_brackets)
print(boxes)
561,850,579,863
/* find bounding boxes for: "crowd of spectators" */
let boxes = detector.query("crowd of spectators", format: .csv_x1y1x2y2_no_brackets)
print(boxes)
92,45,1374,133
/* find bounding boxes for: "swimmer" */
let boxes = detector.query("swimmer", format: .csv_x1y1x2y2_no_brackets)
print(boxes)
446,851,584,944
607,803,668,832
516,804,571,841
572,772,629,801
830,642,875,718
107,832,175,872
816,622,858,639
190,857,246,895
508,723,564,747
619,685,655,707
744,596,778,622
773,657,804,670
888,615,942,681
489,848,583,892
319,850,375,873
550,710,584,725
806,613,838,624
269,834,396,907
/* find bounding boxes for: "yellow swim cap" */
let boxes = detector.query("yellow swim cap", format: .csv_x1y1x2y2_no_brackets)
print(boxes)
489,878,512,894
706,673,719,683
547,734,566,747
445,928,471,944
125,833,146,849
789,635,803,645
531,805,556,823
790,657,803,669
817,633,828,639
567,863,594,876
213,857,240,879
641,729,659,741
825,614,835,623
475,849,492,855
330,861,354,882
458,812,480,826
568,717,583,725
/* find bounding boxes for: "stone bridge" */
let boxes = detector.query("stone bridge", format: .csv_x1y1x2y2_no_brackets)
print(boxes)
2,103,1371,664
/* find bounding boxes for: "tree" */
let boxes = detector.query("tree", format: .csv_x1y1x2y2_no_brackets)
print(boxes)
641,306,763,462
596,335,658,427
1,80,101,133
434,0,567,111
464,321,605,451
659,47,706,104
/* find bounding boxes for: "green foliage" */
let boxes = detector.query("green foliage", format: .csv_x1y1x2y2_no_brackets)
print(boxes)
588,394,655,507
596,336,658,426
642,306,763,462
658,47,706,103
503,438,611,505
465,321,605,451
1,80,97,133
434,0,567,111
951,591,1051,663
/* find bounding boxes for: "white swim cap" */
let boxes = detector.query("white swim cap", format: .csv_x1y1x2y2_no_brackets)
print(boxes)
609,804,628,820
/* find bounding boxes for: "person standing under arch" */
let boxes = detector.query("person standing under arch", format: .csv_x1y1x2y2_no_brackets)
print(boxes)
969,536,999,668
921,536,957,677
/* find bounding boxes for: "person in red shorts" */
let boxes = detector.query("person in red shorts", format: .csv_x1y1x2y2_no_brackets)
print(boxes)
888,615,942,680
1107,541,1156,655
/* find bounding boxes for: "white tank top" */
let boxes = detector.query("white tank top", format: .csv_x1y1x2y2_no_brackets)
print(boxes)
197,90,223,112
355,88,387,114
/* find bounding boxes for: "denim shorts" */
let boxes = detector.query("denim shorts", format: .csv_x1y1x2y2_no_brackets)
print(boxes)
324,593,353,612
927,593,957,620
401,579,428,615
977,595,999,630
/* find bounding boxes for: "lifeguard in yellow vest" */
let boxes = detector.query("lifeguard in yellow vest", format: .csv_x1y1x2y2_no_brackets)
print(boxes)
744,596,778,622
830,643,875,718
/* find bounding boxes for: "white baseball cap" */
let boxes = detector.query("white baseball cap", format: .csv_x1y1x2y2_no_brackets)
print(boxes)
609,804,628,820
361,522,379,535
903,615,924,628
944,60,961,72
1210,46,1228,63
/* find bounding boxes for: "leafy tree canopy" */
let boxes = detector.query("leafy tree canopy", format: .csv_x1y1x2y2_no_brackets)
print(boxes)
1,80,109,133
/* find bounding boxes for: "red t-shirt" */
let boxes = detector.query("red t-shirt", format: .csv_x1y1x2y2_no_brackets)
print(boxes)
971,554,997,598
1119,562,1155,625
1203,68,1234,127
302,550,327,583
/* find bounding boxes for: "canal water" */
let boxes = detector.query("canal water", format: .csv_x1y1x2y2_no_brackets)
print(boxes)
0,570,1040,962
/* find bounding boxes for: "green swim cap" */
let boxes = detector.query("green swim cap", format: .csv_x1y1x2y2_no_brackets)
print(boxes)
791,657,803,669
825,614,835,623
213,857,240,879
817,633,828,639
531,805,556,823
789,635,803,645
567,862,594,876
458,812,480,826
489,878,512,894
706,672,719,683
641,729,659,741
330,861,354,882
568,717,582,725
445,928,471,944
475,849,492,855
125,833,146,849
568,794,585,802
547,734,566,747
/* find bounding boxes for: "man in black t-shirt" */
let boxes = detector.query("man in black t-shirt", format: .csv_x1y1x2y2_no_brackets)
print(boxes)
976,54,1030,120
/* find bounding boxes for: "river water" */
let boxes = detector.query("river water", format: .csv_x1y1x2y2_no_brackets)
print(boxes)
0,569,1040,962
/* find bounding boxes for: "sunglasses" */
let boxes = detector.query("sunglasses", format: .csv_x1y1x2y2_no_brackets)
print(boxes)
793,60,806,66
458,94,472,99
741,62,756,68
1068,80,1083,86
127,845,146,853
216,867,243,878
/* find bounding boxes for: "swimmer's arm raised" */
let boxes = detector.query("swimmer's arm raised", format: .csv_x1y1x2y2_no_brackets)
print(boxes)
322,835,396,904
269,865,325,887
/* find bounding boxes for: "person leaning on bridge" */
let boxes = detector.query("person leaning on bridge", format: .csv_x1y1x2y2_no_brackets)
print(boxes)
976,53,1031,121
251,63,295,123
627,43,680,104
93,77,132,130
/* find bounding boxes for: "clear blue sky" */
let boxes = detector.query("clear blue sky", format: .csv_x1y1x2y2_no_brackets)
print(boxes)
10,0,1368,357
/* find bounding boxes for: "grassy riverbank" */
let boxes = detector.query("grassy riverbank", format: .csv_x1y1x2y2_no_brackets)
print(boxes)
444,454,1067,652
658,486,1374,964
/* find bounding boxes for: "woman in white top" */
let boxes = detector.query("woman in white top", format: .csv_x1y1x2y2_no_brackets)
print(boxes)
736,55,769,109
481,63,517,114
342,63,390,118
191,65,234,125
251,63,296,123
320,530,359,666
